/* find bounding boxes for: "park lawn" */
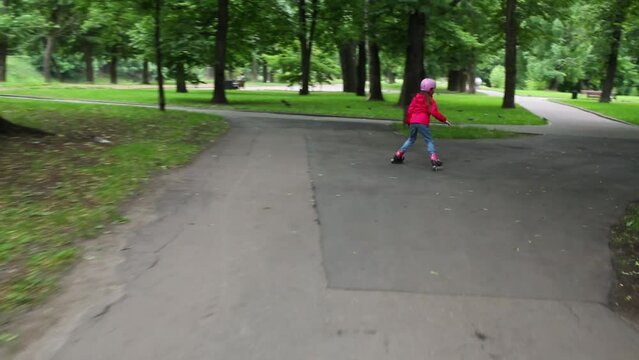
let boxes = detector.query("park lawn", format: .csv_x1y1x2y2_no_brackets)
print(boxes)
559,99,639,126
392,122,517,139
484,87,575,99
0,99,227,324
0,87,545,127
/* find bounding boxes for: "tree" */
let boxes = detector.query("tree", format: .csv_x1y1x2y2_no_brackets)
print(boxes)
368,0,383,100
399,9,425,109
502,0,517,108
154,0,165,110
26,0,77,82
212,0,229,104
296,0,320,95
356,39,366,96
600,0,632,102
0,0,9,82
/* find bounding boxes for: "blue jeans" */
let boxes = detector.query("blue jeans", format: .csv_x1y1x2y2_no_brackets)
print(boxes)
400,124,436,156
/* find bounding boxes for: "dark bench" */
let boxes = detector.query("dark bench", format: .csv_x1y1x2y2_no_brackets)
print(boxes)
224,80,239,90
223,80,245,90
581,90,602,98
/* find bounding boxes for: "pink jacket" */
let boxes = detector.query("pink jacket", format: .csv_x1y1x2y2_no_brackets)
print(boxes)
404,93,447,126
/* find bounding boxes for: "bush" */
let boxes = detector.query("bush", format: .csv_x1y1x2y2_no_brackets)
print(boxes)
525,79,547,90
489,66,505,89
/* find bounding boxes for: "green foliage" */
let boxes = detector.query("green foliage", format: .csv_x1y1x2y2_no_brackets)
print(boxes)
264,48,340,86
490,65,505,89
4,56,42,84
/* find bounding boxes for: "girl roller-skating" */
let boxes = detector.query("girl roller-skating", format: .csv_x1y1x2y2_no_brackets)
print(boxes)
391,78,451,171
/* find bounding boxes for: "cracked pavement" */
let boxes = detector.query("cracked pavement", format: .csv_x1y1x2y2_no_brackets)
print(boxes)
8,98,639,360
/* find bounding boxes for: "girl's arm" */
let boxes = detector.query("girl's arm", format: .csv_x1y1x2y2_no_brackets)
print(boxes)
430,99,448,123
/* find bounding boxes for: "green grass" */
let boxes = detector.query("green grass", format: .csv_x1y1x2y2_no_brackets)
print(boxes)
558,99,639,125
392,122,518,139
0,99,227,321
0,86,545,126
610,203,639,321
484,87,575,99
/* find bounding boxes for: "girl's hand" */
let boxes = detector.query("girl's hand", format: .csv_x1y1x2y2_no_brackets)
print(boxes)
444,120,452,127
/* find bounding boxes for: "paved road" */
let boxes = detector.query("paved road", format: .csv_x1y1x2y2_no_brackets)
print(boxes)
478,90,639,139
9,98,639,359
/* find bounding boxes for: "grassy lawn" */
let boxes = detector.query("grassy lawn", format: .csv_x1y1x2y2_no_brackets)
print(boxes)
484,87,575,99
0,99,227,324
559,99,639,125
392,122,517,139
610,203,639,322
0,87,545,127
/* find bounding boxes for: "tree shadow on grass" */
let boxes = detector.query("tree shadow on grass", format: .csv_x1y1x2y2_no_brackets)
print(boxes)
0,116,52,137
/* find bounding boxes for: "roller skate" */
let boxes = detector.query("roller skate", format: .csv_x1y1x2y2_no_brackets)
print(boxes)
391,150,405,164
430,153,443,171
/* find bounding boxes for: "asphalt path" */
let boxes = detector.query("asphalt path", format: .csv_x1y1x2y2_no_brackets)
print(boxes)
6,96,639,360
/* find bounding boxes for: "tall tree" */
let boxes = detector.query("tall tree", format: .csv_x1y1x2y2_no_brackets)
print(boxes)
212,0,229,104
356,39,366,96
0,0,9,82
154,0,165,110
323,0,359,92
296,0,320,95
399,9,425,109
502,0,517,108
367,0,383,100
600,0,631,103
339,42,357,92
34,0,76,82
368,39,383,100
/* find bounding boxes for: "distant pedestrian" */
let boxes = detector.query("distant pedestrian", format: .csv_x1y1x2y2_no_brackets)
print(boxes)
391,78,451,170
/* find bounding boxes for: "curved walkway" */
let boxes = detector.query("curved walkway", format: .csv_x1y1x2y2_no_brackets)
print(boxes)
478,89,639,139
4,95,639,360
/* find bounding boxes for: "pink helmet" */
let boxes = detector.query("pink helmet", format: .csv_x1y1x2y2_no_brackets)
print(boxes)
420,78,436,92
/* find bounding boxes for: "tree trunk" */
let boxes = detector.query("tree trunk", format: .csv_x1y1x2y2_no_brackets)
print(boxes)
457,70,467,92
154,0,165,111
387,71,395,84
447,70,459,91
212,0,229,104
84,42,94,83
368,41,383,101
300,46,311,94
467,62,476,94
176,62,188,93
0,116,51,136
356,40,366,96
399,10,426,109
339,41,357,92
110,55,118,84
600,0,629,103
251,55,258,81
0,36,7,82
142,60,150,84
502,0,517,108
0,0,7,82
297,0,319,96
43,35,55,83
262,62,268,82
367,0,382,101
